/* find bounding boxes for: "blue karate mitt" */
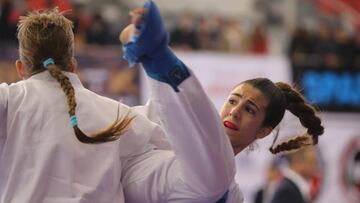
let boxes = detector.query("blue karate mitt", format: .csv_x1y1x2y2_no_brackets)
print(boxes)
122,0,190,91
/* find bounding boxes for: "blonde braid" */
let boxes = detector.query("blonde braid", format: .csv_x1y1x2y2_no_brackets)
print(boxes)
18,8,134,144
47,65,76,116
46,64,134,143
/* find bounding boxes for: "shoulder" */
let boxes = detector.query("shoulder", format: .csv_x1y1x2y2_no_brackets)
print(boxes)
271,178,304,203
277,177,300,192
0,82,9,96
0,82,9,113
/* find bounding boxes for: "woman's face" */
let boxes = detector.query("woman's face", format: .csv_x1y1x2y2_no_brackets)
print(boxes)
220,83,271,154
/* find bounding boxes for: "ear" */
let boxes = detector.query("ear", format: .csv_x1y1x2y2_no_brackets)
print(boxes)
69,57,78,73
256,126,272,139
15,60,26,79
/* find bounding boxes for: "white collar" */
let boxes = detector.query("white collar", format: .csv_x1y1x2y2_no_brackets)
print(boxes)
283,167,311,201
29,71,84,88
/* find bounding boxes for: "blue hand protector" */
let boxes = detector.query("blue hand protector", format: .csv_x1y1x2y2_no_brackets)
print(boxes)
122,0,190,91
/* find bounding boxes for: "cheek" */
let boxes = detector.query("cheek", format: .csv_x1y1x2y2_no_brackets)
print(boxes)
220,106,228,118
238,117,263,137
240,124,257,138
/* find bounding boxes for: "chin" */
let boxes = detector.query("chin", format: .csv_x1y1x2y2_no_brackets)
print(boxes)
226,132,238,142
224,128,234,137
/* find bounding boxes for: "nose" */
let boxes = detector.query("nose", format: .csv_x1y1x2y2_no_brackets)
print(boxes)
229,104,241,118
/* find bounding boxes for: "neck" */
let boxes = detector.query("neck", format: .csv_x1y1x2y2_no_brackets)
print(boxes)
233,145,247,156
232,139,256,156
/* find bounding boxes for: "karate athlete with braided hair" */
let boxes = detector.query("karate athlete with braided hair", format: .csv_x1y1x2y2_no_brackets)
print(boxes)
0,2,237,203
118,1,240,202
0,7,166,203
120,1,324,203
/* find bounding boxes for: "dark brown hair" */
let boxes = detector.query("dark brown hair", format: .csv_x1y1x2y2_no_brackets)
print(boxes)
17,8,133,143
241,78,324,154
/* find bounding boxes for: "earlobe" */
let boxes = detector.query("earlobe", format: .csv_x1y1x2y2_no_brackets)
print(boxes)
256,126,272,139
69,57,77,73
15,60,26,79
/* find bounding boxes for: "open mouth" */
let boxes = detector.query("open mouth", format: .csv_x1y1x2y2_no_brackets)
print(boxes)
223,121,238,130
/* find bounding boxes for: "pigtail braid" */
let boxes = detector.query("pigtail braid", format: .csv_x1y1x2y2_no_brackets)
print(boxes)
269,82,324,154
269,134,313,154
47,64,134,143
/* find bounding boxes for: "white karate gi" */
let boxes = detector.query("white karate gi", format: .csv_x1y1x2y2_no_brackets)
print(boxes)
0,69,243,203
124,72,244,203
0,71,155,203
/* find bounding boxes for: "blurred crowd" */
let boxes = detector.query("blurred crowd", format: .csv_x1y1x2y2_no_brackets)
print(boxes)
0,0,270,54
1,0,360,65
168,14,268,54
0,0,126,46
289,24,360,71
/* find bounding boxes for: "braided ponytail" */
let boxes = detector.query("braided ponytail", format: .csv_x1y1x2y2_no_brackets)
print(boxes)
46,62,134,143
269,134,313,154
269,82,324,154
18,9,134,144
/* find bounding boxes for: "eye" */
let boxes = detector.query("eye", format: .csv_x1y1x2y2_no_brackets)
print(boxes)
228,99,236,105
245,106,256,115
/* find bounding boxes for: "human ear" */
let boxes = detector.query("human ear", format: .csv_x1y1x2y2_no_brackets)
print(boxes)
256,126,272,139
69,57,77,73
15,60,26,79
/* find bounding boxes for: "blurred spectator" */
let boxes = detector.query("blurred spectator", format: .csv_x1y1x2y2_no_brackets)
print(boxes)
250,24,268,55
314,23,338,69
207,15,225,50
0,0,19,42
253,161,282,203
86,12,111,45
288,28,314,66
68,3,91,47
351,32,360,70
196,17,212,50
170,13,198,50
222,18,248,53
26,0,71,11
333,26,352,69
270,146,319,203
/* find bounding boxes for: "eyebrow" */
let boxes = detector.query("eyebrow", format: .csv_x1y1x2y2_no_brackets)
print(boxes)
231,93,260,111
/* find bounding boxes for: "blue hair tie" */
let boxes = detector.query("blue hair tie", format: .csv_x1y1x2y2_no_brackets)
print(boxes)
43,58,55,68
70,115,78,127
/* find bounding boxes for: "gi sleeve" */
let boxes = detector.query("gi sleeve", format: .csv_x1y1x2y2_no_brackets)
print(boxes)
0,83,9,150
148,70,236,199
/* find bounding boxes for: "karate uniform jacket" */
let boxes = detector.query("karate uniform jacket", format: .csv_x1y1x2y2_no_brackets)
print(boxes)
124,72,244,203
0,70,242,203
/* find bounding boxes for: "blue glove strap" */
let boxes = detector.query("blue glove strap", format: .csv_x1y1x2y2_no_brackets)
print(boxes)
142,46,190,92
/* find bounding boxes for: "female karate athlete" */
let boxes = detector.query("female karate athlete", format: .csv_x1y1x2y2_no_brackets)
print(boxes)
0,2,236,203
120,1,324,203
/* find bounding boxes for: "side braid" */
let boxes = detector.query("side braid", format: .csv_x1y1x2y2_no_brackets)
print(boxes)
269,82,324,154
47,64,134,143
269,134,313,154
